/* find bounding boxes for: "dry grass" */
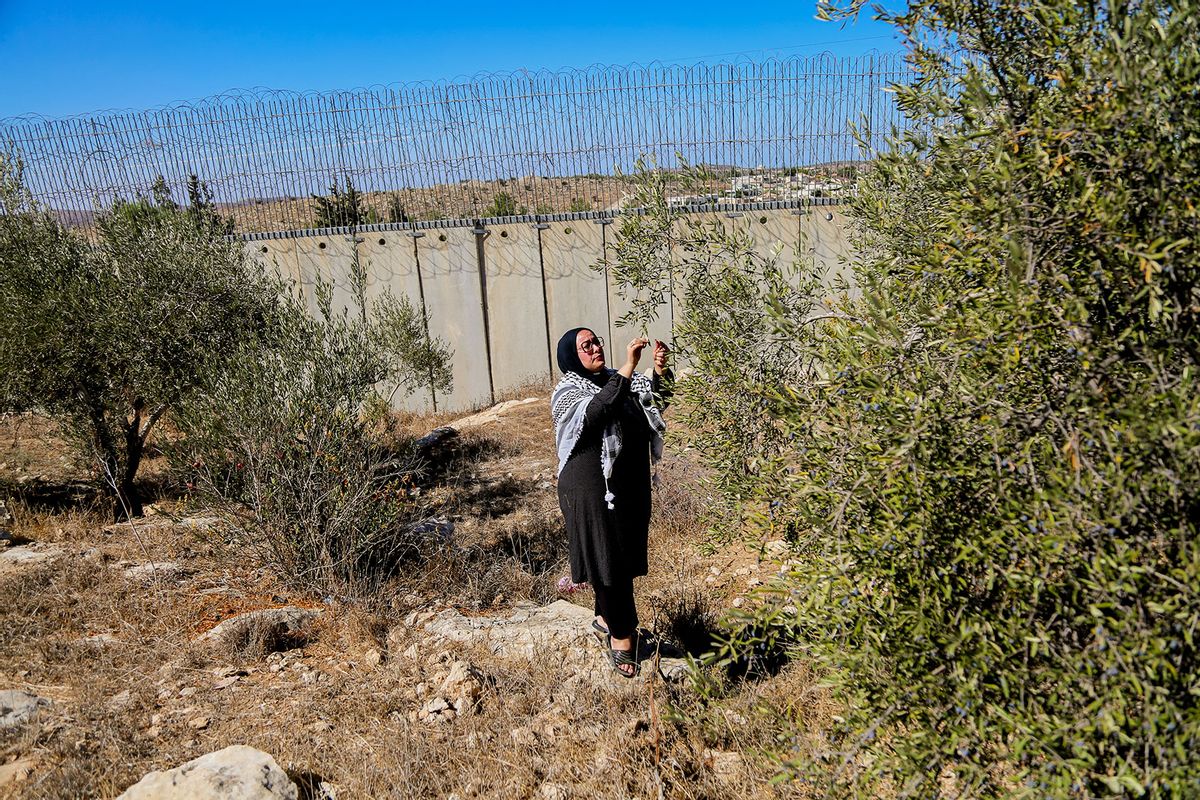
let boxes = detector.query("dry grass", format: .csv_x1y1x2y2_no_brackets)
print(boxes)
0,396,835,799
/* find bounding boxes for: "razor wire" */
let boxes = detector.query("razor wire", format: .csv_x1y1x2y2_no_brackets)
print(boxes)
0,53,915,235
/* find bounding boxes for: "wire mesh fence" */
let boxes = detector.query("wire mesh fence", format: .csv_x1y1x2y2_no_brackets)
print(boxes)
1,52,915,235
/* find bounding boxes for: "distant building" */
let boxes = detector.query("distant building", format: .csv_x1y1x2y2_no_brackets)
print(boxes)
667,193,717,208
730,175,762,196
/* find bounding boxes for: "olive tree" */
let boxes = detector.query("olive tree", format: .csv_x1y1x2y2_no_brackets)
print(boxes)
611,0,1200,793
174,251,453,596
0,158,281,519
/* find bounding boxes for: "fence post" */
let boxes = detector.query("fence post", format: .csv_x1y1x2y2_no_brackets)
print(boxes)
473,223,497,406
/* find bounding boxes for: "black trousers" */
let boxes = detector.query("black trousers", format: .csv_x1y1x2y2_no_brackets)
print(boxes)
593,579,639,641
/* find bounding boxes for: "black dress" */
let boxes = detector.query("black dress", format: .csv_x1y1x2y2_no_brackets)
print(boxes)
558,371,671,586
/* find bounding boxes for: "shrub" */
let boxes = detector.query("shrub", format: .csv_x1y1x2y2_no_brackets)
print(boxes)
612,0,1200,791
175,250,453,597
0,157,281,519
482,191,524,218
605,157,825,542
312,176,368,228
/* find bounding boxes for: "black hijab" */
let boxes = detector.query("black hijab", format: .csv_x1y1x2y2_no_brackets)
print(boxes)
556,327,609,385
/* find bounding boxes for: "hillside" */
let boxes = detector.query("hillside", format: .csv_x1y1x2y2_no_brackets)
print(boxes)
0,397,824,799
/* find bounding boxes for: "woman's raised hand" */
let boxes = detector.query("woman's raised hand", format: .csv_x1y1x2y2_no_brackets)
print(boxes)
619,337,650,378
626,337,649,367
653,339,670,374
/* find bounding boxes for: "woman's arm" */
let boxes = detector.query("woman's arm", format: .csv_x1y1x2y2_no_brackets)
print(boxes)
583,371,630,427
583,337,647,427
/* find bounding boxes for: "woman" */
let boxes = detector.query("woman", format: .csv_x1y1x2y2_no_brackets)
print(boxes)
551,327,671,678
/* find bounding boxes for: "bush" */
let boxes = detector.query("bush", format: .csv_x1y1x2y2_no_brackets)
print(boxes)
605,158,825,541
312,176,369,228
482,191,524,218
611,0,1200,792
0,158,281,519
175,250,453,597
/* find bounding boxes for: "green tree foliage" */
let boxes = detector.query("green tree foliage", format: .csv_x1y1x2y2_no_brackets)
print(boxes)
612,0,1200,793
385,192,409,224
0,156,281,519
605,158,826,537
174,251,453,596
482,190,525,218
312,176,368,228
111,175,235,237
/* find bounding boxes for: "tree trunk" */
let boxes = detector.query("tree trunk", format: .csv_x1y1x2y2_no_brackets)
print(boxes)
119,430,145,520
85,397,127,521
116,403,147,521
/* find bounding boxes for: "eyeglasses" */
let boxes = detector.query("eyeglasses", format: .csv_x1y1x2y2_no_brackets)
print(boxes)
577,336,604,352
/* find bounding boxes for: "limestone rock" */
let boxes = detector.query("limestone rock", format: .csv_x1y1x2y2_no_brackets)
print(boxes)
764,539,790,558
421,600,593,658
701,748,744,783
77,633,122,647
417,600,691,683
0,689,51,728
103,515,221,537
539,783,570,800
417,658,485,722
414,426,459,463
116,745,299,799
0,544,64,575
409,517,454,543
197,606,319,649
449,397,539,430
0,757,36,788
122,561,184,582
361,648,382,668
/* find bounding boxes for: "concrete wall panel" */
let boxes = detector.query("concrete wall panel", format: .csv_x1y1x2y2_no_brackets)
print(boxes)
739,210,803,274
539,220,609,376
482,223,552,395
294,234,358,318
801,208,856,291
415,228,492,411
249,238,302,288
277,208,857,414
357,232,424,305
357,232,435,414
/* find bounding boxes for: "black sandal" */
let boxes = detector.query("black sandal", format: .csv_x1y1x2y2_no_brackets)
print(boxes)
608,636,640,679
593,620,683,659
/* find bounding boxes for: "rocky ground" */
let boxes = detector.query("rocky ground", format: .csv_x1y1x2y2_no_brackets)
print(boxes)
0,398,827,799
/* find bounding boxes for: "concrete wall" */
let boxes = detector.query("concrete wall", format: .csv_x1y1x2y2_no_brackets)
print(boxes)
248,206,855,414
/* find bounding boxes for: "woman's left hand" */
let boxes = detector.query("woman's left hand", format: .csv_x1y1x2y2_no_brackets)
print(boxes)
653,340,670,374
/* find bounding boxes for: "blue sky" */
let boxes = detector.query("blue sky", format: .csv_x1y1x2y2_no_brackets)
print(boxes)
0,0,900,119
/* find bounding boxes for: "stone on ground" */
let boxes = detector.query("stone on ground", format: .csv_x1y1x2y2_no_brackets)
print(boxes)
116,745,298,800
122,561,184,582
0,757,37,788
421,600,594,658
0,544,64,575
197,607,320,649
417,599,691,682
449,397,540,430
416,659,485,723
0,689,52,728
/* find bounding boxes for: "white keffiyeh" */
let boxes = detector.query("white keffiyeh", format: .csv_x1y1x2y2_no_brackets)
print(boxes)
551,369,666,509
